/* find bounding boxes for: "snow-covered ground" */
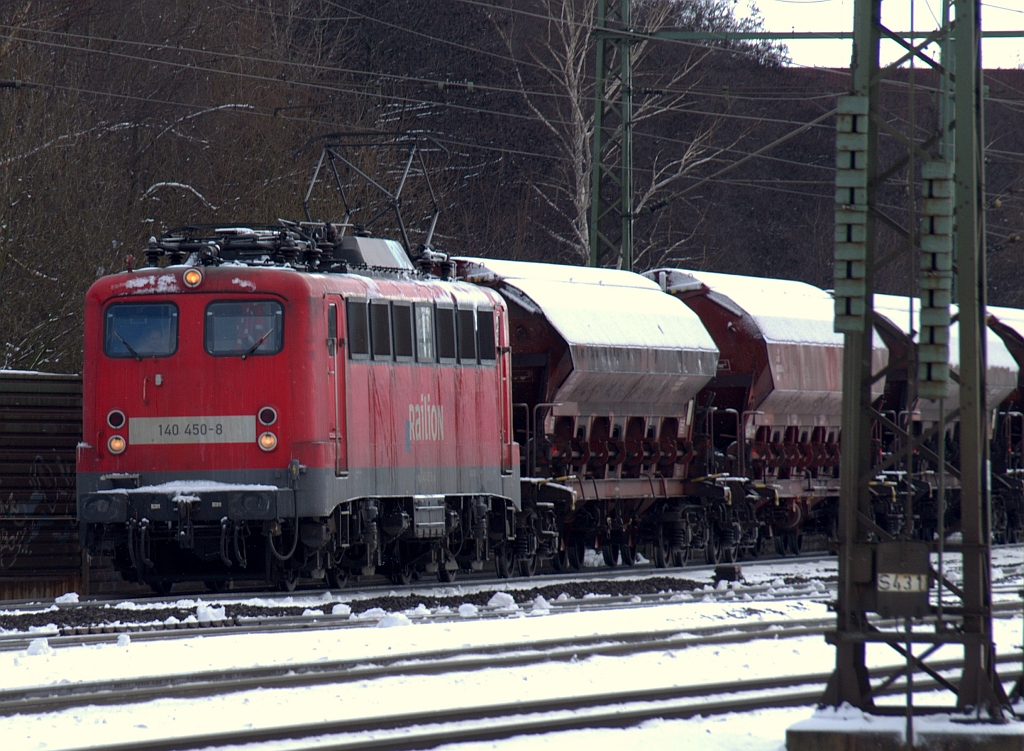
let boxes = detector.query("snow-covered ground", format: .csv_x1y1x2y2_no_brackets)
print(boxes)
2,550,1022,751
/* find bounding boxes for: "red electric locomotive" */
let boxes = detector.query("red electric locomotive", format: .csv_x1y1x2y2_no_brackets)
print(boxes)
77,228,519,591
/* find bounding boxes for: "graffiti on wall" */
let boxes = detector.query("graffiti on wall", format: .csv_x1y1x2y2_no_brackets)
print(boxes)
0,450,77,570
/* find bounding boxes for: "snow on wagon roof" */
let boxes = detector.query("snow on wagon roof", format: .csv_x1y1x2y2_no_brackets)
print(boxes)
650,268,842,346
457,257,719,414
458,257,718,355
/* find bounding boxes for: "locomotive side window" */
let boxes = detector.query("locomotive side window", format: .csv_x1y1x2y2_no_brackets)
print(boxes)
370,300,392,360
415,304,435,362
393,303,414,360
205,301,283,357
436,305,457,362
104,303,178,359
458,308,477,363
347,299,370,358
327,303,338,356
478,309,496,362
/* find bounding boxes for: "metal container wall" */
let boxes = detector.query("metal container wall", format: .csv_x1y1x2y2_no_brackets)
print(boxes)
989,305,1024,405
649,269,888,430
459,258,719,417
874,295,1018,422
0,370,84,599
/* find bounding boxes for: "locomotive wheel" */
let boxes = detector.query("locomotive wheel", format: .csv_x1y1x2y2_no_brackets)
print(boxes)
279,570,298,592
518,552,538,577
149,579,173,597
495,543,515,579
389,564,414,586
438,555,458,583
204,579,228,594
327,567,349,589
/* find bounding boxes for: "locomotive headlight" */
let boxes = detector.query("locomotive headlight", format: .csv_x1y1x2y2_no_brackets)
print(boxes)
258,431,278,451
183,268,203,288
108,435,127,454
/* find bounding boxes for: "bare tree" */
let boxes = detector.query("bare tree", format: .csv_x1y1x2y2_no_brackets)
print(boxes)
489,0,780,266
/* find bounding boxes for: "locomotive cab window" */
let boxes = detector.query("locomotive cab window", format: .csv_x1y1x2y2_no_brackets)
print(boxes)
393,303,414,361
436,305,457,363
205,301,283,357
105,303,178,359
347,299,370,358
415,304,435,362
458,308,477,363
477,309,496,363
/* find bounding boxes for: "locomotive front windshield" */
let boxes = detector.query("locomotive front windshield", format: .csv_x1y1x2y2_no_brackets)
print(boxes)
205,300,283,356
104,303,178,358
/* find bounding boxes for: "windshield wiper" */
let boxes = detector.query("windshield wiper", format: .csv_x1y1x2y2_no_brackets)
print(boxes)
114,330,142,361
241,328,274,359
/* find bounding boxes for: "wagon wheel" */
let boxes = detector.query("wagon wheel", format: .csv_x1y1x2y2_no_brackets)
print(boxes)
705,530,722,565
566,536,586,570
774,534,788,557
550,541,570,572
495,543,516,579
602,545,618,568
671,543,689,568
517,552,538,577
618,542,636,566
653,529,671,569
788,533,803,556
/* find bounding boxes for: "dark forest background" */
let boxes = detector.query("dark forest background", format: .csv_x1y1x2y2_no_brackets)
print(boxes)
1,0,1023,372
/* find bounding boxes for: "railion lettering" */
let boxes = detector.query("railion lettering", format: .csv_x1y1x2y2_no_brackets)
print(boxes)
408,394,444,442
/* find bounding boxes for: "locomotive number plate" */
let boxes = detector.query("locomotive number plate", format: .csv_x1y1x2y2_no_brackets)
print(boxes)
129,416,256,445
876,573,929,593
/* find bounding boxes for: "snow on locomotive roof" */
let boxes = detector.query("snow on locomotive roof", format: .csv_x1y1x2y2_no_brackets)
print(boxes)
648,268,841,346
457,257,718,355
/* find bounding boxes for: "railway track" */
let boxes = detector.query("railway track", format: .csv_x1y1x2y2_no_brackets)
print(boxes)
43,658,1024,751
4,603,1022,717
0,615,840,716
1,563,1019,654
0,578,832,652
5,539,1018,621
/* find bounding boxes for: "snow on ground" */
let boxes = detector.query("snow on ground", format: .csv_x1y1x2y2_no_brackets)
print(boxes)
2,550,1022,751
